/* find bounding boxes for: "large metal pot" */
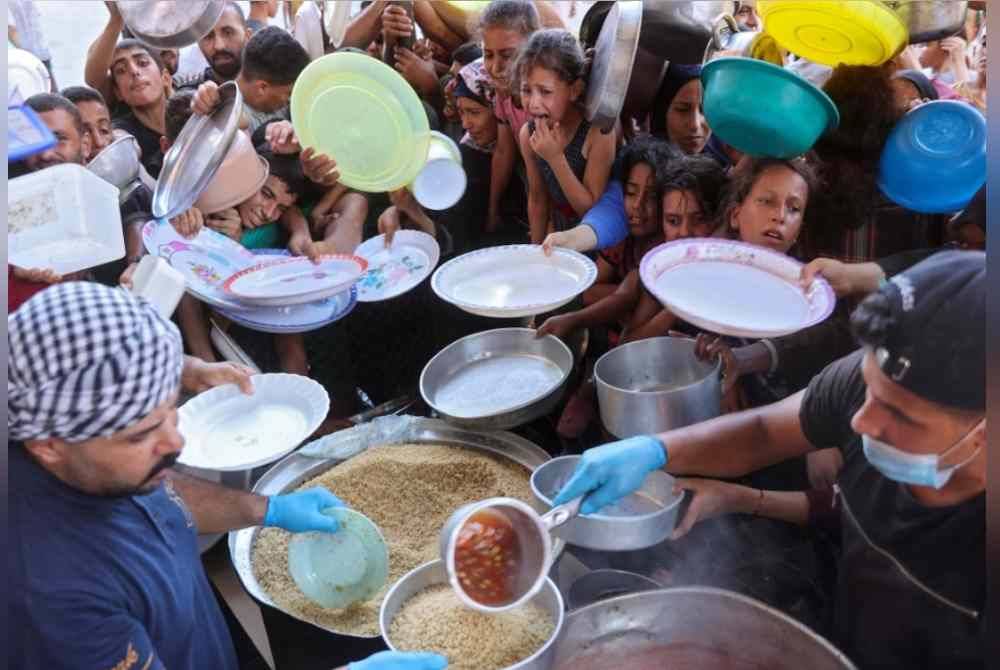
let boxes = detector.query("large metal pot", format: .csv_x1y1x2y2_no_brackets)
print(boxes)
550,587,857,669
584,1,643,132
885,1,968,44
594,337,721,439
118,0,226,50
380,559,565,670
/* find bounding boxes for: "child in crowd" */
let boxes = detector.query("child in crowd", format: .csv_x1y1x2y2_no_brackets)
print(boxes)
515,29,616,242
478,0,540,234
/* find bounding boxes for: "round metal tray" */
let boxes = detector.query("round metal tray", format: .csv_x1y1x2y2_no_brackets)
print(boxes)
228,417,564,639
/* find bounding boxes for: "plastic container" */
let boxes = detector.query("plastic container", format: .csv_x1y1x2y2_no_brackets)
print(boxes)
193,130,268,215
130,255,186,317
291,52,431,193
288,508,389,609
702,57,839,158
878,100,987,214
8,163,125,274
409,131,466,210
8,105,56,163
758,0,907,67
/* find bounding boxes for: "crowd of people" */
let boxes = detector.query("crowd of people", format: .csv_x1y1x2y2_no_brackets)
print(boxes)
8,2,989,670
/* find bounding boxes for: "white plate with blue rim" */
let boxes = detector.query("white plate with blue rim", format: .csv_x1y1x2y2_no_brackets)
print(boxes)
353,230,440,302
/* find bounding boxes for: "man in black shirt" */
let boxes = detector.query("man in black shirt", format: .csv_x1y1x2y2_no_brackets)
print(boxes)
552,250,987,669
109,39,171,179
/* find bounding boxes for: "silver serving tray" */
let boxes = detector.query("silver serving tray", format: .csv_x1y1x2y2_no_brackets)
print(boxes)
228,417,563,639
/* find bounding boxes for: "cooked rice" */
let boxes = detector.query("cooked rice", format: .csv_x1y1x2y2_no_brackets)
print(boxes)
251,443,535,636
389,583,555,670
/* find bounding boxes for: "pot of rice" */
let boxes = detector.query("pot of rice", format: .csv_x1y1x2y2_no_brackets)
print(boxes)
231,419,564,639
380,559,564,670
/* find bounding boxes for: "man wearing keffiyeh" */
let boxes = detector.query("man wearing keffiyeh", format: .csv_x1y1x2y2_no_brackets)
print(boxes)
9,282,443,670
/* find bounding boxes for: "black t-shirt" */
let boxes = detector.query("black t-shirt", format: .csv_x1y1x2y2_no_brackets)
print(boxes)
113,112,164,179
800,350,985,669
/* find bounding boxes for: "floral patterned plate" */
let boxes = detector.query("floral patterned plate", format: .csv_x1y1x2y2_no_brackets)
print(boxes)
639,238,836,339
142,219,257,311
222,254,368,307
353,230,440,302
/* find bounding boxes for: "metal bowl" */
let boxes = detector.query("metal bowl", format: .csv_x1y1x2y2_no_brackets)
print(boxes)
118,0,226,50
86,135,142,202
550,587,857,669
531,456,684,552
567,569,661,610
380,559,565,670
885,0,968,44
594,337,721,439
420,328,574,431
584,1,642,132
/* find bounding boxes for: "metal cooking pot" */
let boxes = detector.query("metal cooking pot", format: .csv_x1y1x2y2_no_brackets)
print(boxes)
595,337,721,439
581,1,729,122
420,328,573,431
567,569,661,610
380,559,565,670
584,1,642,132
118,0,226,50
550,587,857,669
703,14,785,65
885,1,968,44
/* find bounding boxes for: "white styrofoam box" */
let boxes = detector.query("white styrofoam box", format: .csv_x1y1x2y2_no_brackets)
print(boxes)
8,163,125,275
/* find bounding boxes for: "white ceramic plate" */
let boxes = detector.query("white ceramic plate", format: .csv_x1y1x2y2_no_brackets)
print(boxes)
639,239,836,339
431,245,598,318
7,48,51,103
223,254,367,307
142,220,258,311
177,373,329,472
354,230,440,302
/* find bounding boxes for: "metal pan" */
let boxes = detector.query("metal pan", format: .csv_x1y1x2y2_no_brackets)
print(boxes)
152,81,242,220
420,328,574,431
584,1,643,132
229,418,564,639
885,1,969,44
118,0,226,50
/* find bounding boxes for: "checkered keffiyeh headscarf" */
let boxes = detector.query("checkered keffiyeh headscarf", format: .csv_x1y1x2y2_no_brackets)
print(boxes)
8,282,184,443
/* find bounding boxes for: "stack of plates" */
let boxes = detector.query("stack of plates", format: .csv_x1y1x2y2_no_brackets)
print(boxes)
142,221,365,333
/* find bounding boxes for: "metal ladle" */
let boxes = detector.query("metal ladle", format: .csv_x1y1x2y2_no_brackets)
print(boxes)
438,496,582,613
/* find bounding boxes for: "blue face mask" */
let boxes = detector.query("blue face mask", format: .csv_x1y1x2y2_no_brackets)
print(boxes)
862,420,985,490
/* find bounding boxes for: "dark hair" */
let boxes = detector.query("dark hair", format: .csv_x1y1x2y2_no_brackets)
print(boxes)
618,135,677,181
164,90,196,143
60,85,107,108
452,42,484,66
512,29,585,95
113,38,166,72
25,93,85,137
717,156,819,233
257,146,306,198
242,26,310,85
850,291,897,351
478,0,540,37
656,153,729,223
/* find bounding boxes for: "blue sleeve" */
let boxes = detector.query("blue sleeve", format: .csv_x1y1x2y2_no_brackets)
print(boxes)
581,180,629,250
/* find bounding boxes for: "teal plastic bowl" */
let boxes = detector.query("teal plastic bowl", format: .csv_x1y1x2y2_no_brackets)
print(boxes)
288,508,389,609
878,100,987,214
702,57,839,159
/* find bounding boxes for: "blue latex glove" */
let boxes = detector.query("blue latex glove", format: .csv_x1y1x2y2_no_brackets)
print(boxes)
552,436,667,515
264,487,346,533
348,651,448,670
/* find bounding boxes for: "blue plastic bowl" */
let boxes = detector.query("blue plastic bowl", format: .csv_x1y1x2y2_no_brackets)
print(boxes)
878,100,987,214
701,57,839,159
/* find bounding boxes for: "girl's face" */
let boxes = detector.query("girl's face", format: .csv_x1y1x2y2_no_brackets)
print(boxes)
623,162,659,239
483,27,526,94
521,66,582,124
730,165,809,254
662,189,712,242
667,80,710,156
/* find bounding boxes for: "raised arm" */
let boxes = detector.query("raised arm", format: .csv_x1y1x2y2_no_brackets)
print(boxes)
85,2,125,104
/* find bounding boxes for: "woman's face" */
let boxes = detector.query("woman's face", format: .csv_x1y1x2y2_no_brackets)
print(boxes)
457,97,498,147
730,165,809,254
482,27,525,94
521,66,581,124
623,162,660,239
667,80,710,155
890,78,924,116
662,189,712,242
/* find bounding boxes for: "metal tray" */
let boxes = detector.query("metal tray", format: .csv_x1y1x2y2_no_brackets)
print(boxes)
584,1,642,131
228,417,563,638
